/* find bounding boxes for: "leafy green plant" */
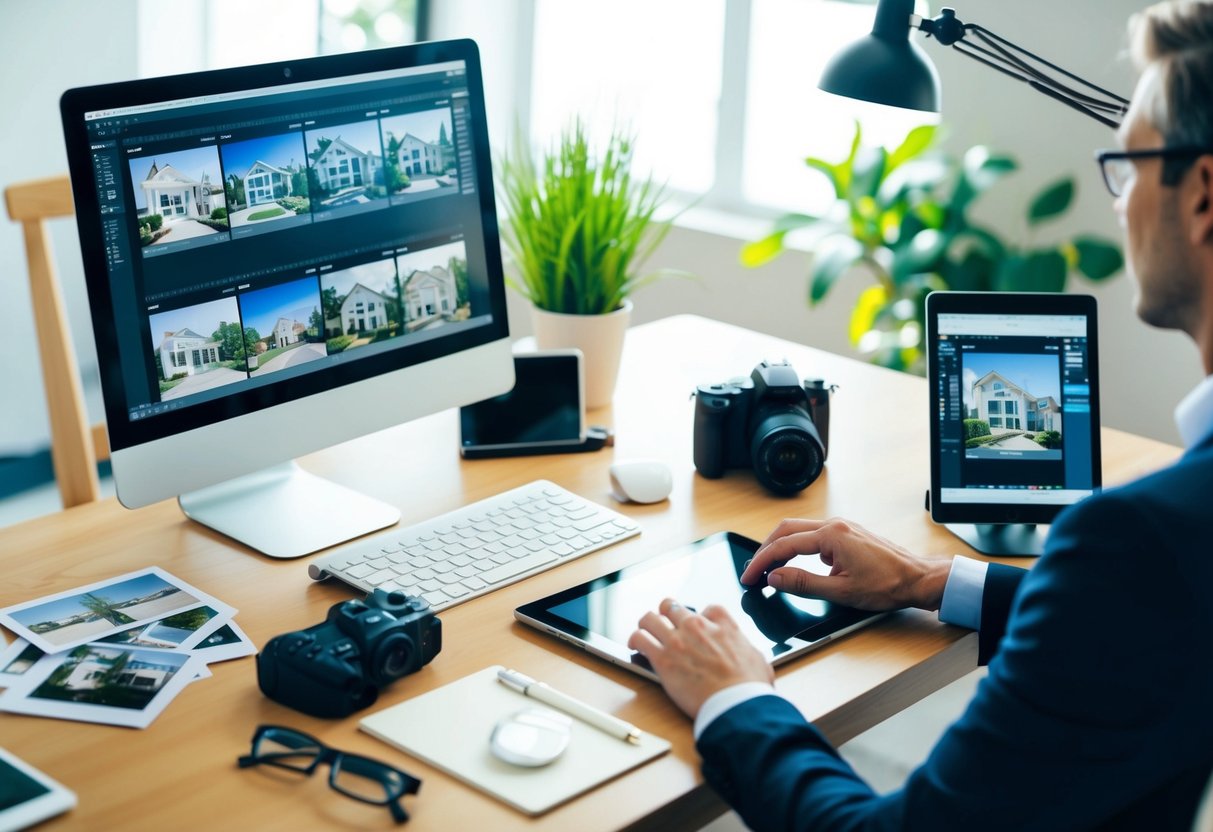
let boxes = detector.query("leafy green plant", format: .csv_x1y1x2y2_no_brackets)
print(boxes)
498,119,681,315
742,123,1124,372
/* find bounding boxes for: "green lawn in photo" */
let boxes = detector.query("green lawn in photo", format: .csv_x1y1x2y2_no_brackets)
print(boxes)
248,207,286,221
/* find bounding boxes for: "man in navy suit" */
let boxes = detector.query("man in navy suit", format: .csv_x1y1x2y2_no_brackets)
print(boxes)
629,3,1213,829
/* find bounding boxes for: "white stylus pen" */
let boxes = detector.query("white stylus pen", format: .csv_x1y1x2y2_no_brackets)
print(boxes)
497,668,641,744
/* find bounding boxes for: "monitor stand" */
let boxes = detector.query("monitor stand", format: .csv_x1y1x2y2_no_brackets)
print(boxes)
943,523,1048,557
178,462,400,559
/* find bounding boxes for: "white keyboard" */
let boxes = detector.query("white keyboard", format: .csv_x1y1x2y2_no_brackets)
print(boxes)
307,480,640,612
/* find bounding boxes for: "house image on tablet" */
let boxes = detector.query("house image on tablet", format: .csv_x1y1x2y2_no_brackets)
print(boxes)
158,328,222,378
137,161,225,223
971,371,1062,434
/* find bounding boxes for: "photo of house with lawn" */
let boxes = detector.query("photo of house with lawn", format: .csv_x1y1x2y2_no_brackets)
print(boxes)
128,146,230,249
237,276,326,377
218,133,312,235
962,353,1064,459
320,258,404,354
396,241,471,331
380,107,457,203
32,645,189,710
304,120,387,210
147,297,249,401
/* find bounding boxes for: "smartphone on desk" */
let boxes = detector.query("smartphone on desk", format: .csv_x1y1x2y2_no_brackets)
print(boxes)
460,350,602,458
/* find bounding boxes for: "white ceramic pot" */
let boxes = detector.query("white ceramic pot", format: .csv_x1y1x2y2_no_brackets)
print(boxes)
530,299,632,409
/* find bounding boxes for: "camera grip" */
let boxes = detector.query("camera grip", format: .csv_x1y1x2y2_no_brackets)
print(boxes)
693,393,731,478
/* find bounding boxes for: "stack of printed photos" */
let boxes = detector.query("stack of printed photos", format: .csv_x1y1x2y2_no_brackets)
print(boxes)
0,567,255,728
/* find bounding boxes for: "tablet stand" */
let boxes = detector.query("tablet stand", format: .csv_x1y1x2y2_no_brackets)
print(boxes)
943,523,1048,557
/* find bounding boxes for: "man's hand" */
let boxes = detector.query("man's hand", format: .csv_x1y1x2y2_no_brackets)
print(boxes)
739,518,951,611
628,599,773,719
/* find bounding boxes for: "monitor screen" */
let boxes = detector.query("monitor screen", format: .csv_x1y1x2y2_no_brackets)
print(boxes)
60,41,514,537
927,293,1101,526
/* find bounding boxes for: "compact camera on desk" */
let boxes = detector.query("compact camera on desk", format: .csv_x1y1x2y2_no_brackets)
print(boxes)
258,589,442,718
692,360,832,496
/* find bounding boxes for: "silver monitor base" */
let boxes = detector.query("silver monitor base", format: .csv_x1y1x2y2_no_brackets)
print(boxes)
943,523,1048,557
178,462,400,559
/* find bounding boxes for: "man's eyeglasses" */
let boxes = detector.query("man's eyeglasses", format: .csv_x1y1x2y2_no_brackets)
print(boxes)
1096,147,1213,198
238,725,421,823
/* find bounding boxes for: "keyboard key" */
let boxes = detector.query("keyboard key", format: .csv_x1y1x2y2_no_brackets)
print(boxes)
461,576,487,591
443,584,470,599
481,551,559,584
344,562,375,580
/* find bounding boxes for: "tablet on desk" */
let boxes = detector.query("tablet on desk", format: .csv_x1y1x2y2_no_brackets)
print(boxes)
0,747,76,831
515,532,884,681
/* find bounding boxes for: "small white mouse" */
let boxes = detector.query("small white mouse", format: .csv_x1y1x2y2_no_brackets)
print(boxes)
609,459,673,504
490,707,572,767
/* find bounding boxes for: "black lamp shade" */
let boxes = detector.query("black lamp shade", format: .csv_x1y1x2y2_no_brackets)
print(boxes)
818,32,941,113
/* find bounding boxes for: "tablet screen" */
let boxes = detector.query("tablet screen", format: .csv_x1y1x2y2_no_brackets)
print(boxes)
460,352,583,450
515,532,880,678
0,748,76,829
0,759,50,809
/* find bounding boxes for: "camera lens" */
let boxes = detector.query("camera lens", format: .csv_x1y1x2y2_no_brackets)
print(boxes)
373,633,415,683
750,411,824,495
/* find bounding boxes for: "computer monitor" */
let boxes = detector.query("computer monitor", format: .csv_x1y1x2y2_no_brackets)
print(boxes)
926,291,1102,556
59,39,514,558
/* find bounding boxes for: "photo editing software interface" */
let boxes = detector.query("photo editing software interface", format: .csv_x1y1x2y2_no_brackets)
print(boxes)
936,312,1096,506
83,60,493,426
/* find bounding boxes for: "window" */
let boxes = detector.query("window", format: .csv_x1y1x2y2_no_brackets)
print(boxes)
993,382,1004,391
988,401,1002,415
990,417,1003,428
1039,399,1050,409
1005,401,1018,414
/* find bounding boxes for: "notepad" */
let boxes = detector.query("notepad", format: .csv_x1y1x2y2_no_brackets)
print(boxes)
359,665,671,816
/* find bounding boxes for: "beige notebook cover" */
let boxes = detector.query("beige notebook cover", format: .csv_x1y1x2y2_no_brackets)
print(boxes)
359,665,671,816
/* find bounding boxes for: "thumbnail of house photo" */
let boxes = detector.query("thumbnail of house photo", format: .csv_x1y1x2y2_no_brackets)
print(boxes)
962,353,1064,460
396,240,471,330
29,644,190,711
379,107,458,204
304,119,388,213
237,276,327,376
147,297,249,402
319,258,405,355
127,146,230,254
218,132,312,236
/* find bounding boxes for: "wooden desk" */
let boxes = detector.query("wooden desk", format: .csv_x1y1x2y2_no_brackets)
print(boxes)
0,315,1181,831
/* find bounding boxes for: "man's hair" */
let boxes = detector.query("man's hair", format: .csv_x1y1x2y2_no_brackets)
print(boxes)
1130,1,1213,182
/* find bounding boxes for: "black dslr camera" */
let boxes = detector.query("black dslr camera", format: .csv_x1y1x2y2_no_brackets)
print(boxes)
257,589,442,718
693,360,832,495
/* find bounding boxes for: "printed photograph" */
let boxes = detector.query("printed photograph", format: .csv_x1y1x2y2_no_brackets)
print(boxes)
396,240,472,332
98,606,224,651
128,146,230,253
193,620,257,663
379,107,458,203
961,353,1064,460
237,276,327,376
0,644,202,728
0,640,43,681
319,258,404,355
304,120,388,212
219,133,313,234
0,567,232,655
147,297,249,402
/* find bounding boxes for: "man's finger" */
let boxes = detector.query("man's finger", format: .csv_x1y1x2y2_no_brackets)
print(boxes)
659,598,694,627
627,628,664,662
702,604,738,629
766,566,847,603
637,609,676,643
759,518,826,547
741,530,825,585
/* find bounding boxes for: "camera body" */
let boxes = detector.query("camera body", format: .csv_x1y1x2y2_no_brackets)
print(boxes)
693,360,832,495
257,589,442,718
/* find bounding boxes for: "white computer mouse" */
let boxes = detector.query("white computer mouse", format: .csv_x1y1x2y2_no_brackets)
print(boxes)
490,708,572,767
609,459,673,504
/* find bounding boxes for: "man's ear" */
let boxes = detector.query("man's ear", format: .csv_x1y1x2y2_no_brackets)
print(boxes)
1190,156,1213,247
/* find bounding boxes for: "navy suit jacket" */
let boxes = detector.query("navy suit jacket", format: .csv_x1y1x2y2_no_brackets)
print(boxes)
698,436,1213,831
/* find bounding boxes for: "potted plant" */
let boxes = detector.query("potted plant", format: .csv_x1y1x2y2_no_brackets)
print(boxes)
497,119,679,408
742,123,1124,373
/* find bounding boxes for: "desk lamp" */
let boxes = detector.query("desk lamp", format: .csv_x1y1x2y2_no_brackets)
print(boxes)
818,0,1129,128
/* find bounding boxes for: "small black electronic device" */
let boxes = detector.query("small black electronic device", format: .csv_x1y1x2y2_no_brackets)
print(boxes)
257,589,441,718
461,350,608,458
0,747,77,830
692,360,832,495
515,531,882,681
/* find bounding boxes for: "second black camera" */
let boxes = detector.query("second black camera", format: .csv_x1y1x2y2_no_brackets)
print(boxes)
693,360,832,495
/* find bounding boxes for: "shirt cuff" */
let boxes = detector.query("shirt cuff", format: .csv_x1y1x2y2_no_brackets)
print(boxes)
939,555,989,631
693,681,778,741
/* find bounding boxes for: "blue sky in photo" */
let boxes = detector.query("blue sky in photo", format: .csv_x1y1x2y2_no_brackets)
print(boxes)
238,276,322,336
962,352,1062,410
219,132,308,181
320,259,398,298
128,146,224,212
397,240,466,279
380,108,453,146
147,297,241,353
10,573,181,627
305,119,384,161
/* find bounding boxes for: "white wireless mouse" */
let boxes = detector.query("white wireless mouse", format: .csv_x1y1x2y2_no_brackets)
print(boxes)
490,707,572,767
609,459,673,504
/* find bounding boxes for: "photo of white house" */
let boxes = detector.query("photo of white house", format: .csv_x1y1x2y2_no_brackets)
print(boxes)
962,353,1064,458
380,108,458,202
218,133,312,234
147,297,249,402
30,644,190,710
128,146,230,251
304,120,387,210
237,276,326,377
396,240,471,332
319,258,404,354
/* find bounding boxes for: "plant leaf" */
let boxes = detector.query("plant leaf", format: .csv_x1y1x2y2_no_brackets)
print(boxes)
1073,235,1124,280
994,250,1068,292
849,147,888,202
804,157,843,199
849,284,890,346
740,233,788,268
808,235,864,305
1028,178,1075,225
887,124,937,173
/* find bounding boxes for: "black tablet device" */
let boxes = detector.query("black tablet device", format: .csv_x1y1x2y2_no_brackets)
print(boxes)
460,350,586,457
514,532,884,681
926,292,1102,549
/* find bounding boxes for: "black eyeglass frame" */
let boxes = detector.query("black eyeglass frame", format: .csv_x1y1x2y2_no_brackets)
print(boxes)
238,724,420,823
1095,147,1213,197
